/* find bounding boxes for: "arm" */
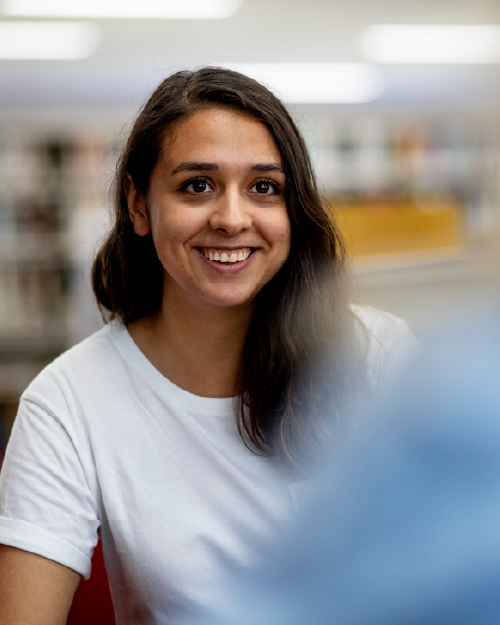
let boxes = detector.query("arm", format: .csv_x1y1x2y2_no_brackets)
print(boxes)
0,385,100,623
0,545,80,625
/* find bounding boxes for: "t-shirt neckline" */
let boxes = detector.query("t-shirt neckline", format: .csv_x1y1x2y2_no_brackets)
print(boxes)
108,320,235,415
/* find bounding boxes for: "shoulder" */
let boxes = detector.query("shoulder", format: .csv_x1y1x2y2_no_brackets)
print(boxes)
22,321,123,411
350,304,419,388
350,304,415,348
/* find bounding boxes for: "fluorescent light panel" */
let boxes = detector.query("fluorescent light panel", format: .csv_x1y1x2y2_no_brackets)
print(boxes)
1,0,241,18
360,25,500,64
0,21,99,59
222,63,384,103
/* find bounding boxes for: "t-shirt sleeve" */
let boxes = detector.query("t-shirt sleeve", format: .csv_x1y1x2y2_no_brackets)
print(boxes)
352,304,420,390
0,388,100,579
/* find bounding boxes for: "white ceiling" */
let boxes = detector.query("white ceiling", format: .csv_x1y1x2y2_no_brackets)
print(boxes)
1,0,500,111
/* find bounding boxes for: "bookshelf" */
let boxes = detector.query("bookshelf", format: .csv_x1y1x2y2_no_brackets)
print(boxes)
0,124,118,451
311,112,500,254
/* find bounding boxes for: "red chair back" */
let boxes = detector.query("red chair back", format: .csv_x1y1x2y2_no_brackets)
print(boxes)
67,539,116,625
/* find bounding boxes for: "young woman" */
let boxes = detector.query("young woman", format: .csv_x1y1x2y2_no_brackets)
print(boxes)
0,68,414,624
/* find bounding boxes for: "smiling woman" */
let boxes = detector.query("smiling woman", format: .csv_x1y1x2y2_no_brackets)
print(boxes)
123,106,292,399
0,68,415,625
127,108,290,312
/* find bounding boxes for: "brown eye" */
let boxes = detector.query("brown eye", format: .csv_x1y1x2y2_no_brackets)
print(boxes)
190,180,209,193
181,178,213,194
251,181,278,195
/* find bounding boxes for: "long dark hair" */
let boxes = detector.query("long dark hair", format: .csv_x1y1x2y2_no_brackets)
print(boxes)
92,67,365,466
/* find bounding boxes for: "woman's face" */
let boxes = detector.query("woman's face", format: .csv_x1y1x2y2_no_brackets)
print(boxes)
127,107,291,310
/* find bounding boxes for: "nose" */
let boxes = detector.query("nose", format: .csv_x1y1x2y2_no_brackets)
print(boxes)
209,186,252,235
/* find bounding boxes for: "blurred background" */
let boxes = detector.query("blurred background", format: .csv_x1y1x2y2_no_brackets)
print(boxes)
1,0,500,458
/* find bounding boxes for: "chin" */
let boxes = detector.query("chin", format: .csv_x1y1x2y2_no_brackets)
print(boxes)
200,285,258,309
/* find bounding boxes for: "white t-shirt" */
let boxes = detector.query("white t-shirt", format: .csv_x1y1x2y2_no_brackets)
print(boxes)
0,306,415,624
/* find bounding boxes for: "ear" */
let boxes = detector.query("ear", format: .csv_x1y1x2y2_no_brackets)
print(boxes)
124,173,151,236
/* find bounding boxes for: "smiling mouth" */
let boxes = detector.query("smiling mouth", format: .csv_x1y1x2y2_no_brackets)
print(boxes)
198,247,254,264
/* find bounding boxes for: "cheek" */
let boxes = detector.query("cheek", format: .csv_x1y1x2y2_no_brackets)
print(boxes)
150,207,204,250
270,211,292,254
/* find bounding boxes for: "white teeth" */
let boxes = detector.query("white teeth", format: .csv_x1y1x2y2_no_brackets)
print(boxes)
201,248,252,262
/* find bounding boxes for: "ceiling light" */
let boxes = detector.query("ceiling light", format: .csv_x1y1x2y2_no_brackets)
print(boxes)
1,0,241,18
0,21,99,59
222,63,384,103
359,25,500,64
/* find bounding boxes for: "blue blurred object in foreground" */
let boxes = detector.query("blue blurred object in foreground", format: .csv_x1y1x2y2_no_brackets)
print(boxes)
203,310,500,625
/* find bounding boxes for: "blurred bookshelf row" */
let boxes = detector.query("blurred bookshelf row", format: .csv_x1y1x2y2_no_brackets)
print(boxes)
312,112,500,256
0,124,119,458
1,111,500,459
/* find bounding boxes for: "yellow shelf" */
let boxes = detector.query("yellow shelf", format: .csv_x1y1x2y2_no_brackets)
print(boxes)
330,200,465,257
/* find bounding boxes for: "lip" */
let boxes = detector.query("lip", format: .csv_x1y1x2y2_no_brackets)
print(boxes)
195,247,256,274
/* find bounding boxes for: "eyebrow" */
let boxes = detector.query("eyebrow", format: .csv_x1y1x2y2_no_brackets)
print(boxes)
170,162,285,175
249,163,284,173
170,162,218,175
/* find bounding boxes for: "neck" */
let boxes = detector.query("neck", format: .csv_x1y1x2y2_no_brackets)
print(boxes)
128,286,253,398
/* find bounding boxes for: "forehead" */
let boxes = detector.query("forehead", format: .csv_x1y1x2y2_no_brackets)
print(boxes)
160,107,282,166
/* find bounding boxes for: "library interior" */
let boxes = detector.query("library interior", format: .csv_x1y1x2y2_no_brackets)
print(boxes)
1,1,500,621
